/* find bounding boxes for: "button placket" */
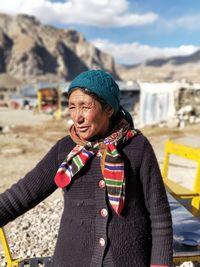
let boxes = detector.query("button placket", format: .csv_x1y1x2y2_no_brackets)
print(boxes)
90,157,109,267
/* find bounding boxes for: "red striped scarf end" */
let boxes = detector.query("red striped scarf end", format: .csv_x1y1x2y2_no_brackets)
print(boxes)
54,172,71,188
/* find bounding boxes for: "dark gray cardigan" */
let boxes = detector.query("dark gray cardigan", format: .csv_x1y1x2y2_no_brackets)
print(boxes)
0,134,173,267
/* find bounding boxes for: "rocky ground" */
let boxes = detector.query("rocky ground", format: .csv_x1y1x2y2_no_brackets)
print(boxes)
0,108,200,266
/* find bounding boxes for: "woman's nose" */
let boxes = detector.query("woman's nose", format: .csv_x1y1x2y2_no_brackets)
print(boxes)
74,109,84,123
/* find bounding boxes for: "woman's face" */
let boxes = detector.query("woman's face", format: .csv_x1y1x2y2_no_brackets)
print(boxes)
68,89,113,141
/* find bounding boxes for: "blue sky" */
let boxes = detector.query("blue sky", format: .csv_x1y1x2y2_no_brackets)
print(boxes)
1,0,200,65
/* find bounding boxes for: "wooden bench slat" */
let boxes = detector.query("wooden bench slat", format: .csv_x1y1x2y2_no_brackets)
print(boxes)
164,179,199,197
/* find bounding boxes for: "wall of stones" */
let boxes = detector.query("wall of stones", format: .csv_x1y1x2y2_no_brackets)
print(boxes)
175,88,200,127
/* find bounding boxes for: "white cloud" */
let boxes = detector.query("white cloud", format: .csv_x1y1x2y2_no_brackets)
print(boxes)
91,39,200,65
0,0,158,27
163,15,200,30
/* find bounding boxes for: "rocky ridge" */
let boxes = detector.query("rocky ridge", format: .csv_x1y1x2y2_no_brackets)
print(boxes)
117,50,200,82
0,13,200,84
0,13,118,84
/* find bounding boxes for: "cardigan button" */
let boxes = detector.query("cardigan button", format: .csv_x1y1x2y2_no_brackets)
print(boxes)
99,238,106,247
100,208,108,217
99,180,105,188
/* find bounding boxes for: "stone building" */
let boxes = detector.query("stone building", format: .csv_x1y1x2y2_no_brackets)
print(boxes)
0,74,22,105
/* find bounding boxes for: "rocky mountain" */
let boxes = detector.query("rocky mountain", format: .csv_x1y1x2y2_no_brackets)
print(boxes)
0,13,119,84
145,50,200,66
0,13,200,85
117,50,200,82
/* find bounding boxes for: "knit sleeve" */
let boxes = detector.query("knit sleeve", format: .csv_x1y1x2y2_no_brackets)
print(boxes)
140,137,173,266
0,140,60,227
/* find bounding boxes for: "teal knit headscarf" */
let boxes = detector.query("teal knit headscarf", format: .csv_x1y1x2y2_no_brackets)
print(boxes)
67,69,133,126
68,69,120,114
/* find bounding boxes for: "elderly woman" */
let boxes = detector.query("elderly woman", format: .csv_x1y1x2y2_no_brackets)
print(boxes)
0,70,173,267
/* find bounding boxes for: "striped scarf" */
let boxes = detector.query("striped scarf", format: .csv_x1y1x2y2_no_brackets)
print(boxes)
54,119,139,215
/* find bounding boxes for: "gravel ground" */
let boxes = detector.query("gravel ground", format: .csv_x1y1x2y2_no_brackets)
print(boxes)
0,109,200,266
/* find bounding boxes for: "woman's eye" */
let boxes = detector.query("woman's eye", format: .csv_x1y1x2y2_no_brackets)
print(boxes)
69,106,75,110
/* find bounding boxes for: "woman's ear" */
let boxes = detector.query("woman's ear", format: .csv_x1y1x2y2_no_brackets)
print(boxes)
105,106,114,118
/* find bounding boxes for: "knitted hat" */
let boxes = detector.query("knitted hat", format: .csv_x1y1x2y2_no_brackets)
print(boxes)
68,69,120,114
67,69,133,126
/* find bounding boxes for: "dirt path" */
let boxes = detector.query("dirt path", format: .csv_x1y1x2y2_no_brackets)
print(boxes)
0,108,200,193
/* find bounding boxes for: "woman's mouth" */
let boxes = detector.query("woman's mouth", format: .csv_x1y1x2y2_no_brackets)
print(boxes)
77,126,89,132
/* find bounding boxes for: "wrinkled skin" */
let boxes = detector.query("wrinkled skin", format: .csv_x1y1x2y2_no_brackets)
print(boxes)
68,89,113,141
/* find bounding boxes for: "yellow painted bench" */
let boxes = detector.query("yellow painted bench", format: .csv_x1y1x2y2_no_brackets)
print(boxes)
162,139,200,216
0,226,51,266
0,227,21,267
